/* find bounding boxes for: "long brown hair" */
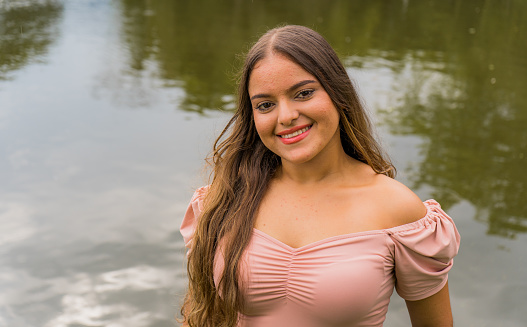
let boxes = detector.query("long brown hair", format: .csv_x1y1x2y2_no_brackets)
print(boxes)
182,25,395,327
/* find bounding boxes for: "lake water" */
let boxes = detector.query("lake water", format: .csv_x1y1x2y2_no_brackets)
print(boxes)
1,0,526,326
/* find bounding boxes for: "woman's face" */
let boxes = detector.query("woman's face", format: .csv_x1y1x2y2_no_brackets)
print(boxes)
248,53,342,165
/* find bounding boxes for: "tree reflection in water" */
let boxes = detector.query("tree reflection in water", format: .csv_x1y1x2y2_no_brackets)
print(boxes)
0,0,63,80
378,1,527,238
113,0,527,237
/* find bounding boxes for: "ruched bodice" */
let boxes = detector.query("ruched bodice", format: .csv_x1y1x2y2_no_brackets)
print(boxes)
181,187,460,326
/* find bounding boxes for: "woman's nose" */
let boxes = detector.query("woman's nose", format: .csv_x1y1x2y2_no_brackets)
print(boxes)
277,101,299,126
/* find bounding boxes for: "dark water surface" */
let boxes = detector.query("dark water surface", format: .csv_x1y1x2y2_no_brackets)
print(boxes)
1,0,526,326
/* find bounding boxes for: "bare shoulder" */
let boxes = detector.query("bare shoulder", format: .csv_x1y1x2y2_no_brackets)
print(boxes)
371,174,428,228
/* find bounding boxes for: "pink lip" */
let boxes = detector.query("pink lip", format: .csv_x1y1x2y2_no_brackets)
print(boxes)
276,124,312,136
277,125,312,145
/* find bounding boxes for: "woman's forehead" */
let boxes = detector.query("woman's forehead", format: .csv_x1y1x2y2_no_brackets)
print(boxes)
248,54,316,93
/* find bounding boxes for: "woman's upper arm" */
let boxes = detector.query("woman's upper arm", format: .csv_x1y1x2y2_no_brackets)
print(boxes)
405,281,453,327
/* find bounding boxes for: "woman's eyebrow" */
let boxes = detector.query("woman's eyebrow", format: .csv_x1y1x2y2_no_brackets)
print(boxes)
250,79,317,101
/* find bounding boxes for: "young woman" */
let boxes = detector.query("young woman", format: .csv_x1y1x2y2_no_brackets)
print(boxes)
180,25,460,327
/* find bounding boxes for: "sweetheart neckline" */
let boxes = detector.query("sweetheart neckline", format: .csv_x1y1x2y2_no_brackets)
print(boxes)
251,199,439,251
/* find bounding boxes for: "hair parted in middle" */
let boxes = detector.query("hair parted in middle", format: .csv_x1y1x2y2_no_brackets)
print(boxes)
182,25,395,327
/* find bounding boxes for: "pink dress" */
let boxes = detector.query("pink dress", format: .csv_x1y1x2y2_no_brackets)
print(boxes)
181,186,460,327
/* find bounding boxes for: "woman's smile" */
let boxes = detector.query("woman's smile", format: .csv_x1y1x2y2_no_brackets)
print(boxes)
277,124,312,144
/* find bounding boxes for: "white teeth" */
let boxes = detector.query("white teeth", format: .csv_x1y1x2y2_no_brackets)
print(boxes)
281,126,310,139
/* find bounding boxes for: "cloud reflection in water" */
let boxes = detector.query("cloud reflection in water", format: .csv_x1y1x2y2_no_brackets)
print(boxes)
44,266,177,327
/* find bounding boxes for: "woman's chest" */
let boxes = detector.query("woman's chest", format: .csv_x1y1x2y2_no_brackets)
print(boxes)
254,192,389,249
237,231,396,323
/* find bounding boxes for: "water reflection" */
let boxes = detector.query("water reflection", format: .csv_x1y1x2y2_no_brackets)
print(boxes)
114,0,407,113
42,266,178,327
382,61,527,238
373,0,527,238
0,0,63,80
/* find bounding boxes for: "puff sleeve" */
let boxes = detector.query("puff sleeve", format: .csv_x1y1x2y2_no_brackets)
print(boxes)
388,200,460,301
180,186,208,252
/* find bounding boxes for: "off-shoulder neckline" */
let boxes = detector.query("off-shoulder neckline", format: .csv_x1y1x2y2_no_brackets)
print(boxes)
251,199,442,252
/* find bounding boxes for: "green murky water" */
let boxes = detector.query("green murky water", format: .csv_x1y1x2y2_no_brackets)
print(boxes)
1,0,526,326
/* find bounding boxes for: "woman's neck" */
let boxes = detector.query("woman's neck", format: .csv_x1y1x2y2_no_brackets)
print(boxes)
277,147,357,186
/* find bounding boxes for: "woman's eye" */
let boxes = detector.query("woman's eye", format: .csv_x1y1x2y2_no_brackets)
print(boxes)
296,89,314,99
255,102,274,112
